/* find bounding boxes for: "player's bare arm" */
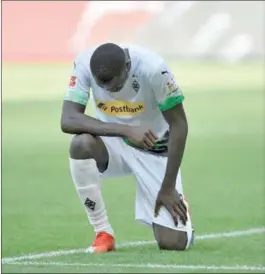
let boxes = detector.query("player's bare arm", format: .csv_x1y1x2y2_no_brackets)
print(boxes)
162,103,188,188
151,62,188,226
61,100,157,148
155,103,188,225
61,100,131,137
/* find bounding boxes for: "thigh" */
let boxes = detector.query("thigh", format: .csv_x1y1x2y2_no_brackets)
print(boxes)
100,136,132,178
132,150,193,248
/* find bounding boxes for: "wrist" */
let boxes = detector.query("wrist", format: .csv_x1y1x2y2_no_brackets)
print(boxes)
119,124,132,138
161,176,177,190
161,182,175,192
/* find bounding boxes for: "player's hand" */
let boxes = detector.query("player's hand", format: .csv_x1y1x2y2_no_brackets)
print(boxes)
154,187,187,226
125,127,158,149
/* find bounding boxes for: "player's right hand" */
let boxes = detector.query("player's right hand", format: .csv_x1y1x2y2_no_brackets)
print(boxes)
125,127,158,149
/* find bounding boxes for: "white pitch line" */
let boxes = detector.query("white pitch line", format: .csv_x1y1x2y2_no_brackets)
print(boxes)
5,261,265,272
2,227,265,264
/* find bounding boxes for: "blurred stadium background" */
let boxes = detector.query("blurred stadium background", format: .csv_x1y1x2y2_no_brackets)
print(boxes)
3,1,265,62
2,1,265,273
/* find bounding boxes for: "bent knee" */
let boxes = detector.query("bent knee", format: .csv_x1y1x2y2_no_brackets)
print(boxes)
70,134,98,159
153,223,188,251
157,235,187,251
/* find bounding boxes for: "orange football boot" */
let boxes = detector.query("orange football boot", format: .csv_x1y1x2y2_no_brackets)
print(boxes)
87,232,115,254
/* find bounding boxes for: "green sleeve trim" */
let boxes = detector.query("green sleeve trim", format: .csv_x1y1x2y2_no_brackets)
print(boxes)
123,138,130,146
123,137,167,149
158,95,184,112
64,91,88,106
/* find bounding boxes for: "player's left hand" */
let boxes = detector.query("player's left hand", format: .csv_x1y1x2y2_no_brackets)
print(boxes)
154,188,187,226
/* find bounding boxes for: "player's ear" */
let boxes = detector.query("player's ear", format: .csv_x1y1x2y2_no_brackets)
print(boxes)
126,61,131,72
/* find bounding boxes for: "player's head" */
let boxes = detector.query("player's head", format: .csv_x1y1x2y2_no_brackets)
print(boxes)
90,43,130,92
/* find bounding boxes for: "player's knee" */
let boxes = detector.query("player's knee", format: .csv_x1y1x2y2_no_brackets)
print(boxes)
153,223,187,251
157,235,187,251
70,134,98,159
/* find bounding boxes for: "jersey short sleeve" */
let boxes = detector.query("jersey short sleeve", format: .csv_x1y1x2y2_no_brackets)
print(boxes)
151,63,184,112
64,58,91,106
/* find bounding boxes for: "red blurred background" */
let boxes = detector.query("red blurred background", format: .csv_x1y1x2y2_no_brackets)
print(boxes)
3,1,264,63
2,1,153,62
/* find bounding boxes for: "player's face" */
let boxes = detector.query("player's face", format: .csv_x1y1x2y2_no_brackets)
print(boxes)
95,55,131,92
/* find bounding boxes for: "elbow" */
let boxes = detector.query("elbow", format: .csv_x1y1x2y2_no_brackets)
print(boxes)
60,115,74,134
61,123,69,134
60,119,69,133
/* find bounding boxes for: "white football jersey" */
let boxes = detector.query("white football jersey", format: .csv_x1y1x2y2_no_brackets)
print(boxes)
64,45,184,152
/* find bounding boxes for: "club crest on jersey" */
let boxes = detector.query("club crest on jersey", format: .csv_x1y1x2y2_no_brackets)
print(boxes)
132,80,140,92
68,76,77,88
96,100,144,116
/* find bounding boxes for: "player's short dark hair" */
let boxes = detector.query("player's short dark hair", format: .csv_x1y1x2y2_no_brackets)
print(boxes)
90,43,126,82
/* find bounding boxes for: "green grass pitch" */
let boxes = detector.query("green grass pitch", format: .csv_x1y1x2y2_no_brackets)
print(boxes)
2,61,265,273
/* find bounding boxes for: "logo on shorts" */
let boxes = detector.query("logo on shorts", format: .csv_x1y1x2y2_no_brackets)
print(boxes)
84,197,96,211
96,100,145,116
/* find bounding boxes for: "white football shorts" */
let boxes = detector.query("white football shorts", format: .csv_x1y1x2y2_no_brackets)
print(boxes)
100,136,193,249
